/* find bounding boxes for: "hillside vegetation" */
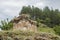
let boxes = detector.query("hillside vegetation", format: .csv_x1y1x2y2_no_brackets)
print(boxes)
0,6,60,40
0,30,60,40
20,6,60,35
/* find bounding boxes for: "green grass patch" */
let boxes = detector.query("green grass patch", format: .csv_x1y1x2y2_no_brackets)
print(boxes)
38,27,55,34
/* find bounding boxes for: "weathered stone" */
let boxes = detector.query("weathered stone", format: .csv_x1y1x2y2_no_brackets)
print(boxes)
11,14,37,32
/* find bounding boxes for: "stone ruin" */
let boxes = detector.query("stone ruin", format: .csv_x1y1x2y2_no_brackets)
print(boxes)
11,14,37,32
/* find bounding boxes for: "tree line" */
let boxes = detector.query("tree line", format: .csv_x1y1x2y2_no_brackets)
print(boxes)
20,5,60,27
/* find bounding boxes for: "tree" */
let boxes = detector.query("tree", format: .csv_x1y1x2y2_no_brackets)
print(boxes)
43,6,50,18
20,6,60,28
0,18,13,30
20,5,32,15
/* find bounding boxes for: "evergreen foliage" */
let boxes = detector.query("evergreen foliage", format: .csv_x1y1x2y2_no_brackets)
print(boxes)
20,6,60,27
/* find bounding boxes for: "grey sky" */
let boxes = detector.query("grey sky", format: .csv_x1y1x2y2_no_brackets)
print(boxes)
0,0,60,20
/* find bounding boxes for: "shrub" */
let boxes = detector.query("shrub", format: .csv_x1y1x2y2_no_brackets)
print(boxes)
54,25,60,35
0,18,13,30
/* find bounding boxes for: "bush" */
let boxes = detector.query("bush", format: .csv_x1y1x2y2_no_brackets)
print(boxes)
54,25,60,35
0,19,13,30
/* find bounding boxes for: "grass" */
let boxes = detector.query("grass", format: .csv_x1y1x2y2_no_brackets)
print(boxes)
0,29,60,40
38,27,56,34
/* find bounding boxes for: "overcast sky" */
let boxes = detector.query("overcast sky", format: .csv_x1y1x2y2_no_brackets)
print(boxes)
0,0,60,20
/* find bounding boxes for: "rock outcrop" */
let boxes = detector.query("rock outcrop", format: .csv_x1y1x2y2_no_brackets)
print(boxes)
11,14,37,32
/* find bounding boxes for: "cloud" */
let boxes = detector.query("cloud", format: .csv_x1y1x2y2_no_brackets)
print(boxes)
34,2,45,8
0,1,28,7
0,14,5,19
0,0,45,20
